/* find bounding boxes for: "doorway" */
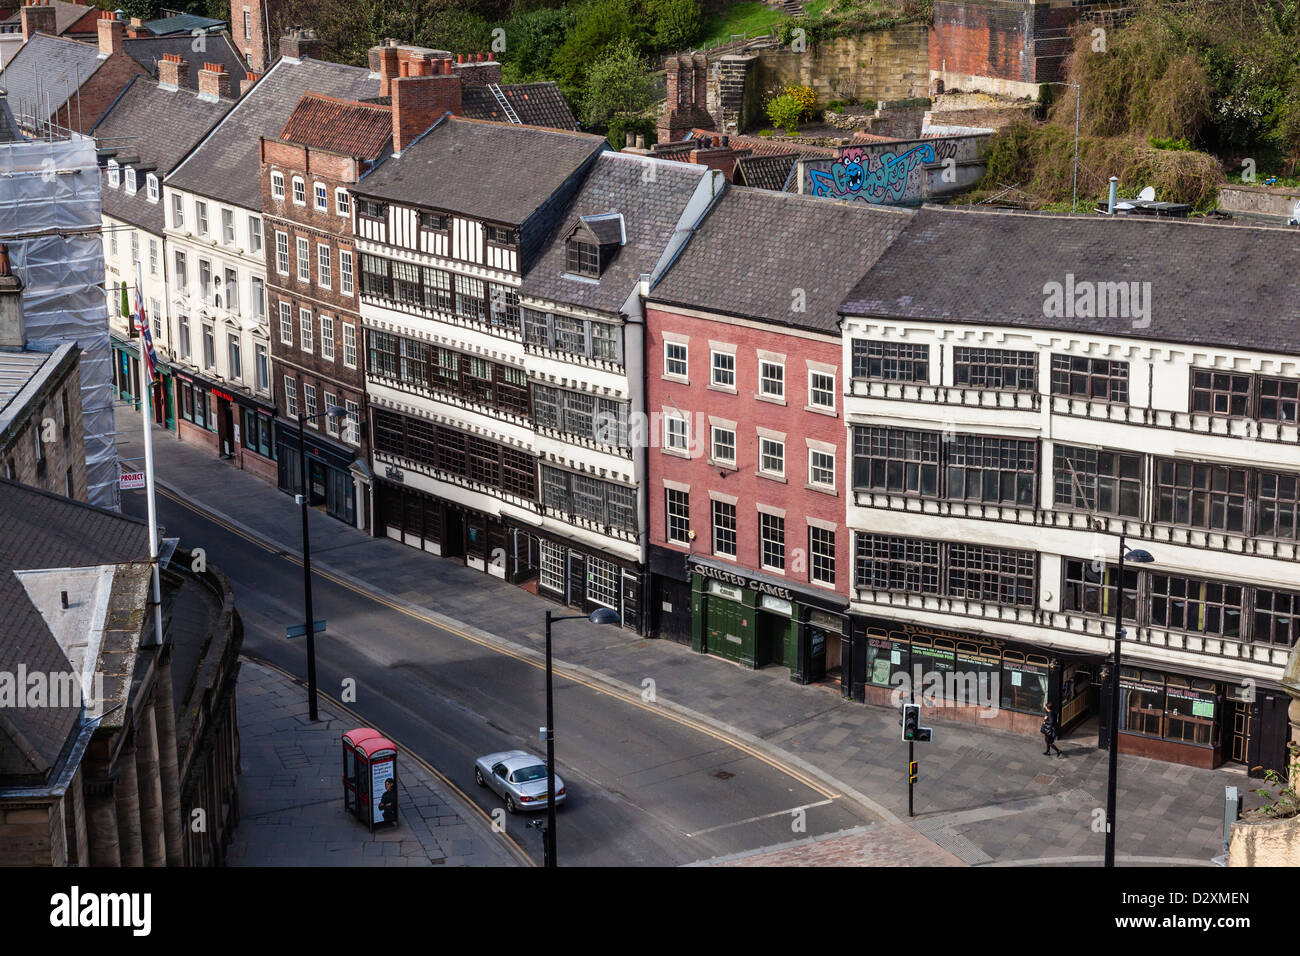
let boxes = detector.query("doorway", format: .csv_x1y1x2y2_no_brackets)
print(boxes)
757,611,795,669
1229,699,1253,766
216,397,234,458
442,506,465,560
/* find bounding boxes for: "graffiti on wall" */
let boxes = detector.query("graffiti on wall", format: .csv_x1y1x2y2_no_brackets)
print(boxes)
806,143,937,204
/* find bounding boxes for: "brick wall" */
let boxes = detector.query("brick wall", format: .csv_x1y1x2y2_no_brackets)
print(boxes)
645,305,850,599
391,74,461,153
260,137,369,460
231,0,268,72
0,801,64,866
930,0,1075,95
53,50,148,133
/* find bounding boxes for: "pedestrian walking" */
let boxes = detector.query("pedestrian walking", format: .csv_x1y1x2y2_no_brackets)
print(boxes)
1040,703,1062,757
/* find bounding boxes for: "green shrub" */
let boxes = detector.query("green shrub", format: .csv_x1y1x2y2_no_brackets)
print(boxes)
766,93,803,136
648,0,703,50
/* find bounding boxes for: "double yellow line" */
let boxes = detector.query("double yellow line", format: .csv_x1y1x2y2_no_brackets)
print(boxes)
163,487,843,807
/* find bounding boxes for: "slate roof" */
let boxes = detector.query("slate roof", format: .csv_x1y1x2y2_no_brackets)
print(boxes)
279,93,393,159
521,152,709,314
0,479,151,782
733,153,798,192
355,116,607,226
0,1,95,36
839,206,1300,357
124,33,248,91
167,55,380,209
0,32,104,126
460,82,578,131
92,75,233,232
0,95,21,142
650,187,913,334
686,129,838,159
142,13,227,35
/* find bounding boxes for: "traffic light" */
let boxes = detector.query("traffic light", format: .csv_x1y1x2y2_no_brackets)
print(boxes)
901,703,920,741
909,760,918,783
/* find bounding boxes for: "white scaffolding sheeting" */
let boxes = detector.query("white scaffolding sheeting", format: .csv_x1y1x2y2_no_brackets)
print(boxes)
0,134,119,510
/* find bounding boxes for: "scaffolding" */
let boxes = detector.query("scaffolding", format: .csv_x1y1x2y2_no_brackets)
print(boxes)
0,131,119,510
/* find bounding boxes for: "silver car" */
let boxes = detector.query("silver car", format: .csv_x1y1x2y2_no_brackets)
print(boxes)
474,750,566,814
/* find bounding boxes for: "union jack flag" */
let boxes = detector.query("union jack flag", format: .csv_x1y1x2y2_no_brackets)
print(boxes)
133,264,158,385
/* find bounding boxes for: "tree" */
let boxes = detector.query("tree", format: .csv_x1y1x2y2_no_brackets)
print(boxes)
581,38,655,130
649,0,702,51
549,0,638,100
766,93,803,136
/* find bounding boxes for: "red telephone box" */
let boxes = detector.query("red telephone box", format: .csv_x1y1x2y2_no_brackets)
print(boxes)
342,728,399,830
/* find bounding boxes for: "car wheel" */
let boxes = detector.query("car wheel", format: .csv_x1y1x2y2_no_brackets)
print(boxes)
505,796,517,815
474,768,486,787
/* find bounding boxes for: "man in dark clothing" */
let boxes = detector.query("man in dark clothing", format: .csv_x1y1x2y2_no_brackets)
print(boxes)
380,777,397,824
1041,703,1062,757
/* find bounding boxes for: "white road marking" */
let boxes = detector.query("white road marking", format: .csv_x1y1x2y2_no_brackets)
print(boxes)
685,799,835,838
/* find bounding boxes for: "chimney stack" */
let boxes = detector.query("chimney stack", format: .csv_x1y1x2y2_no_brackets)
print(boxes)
21,1,57,43
0,244,26,350
391,73,461,154
240,71,261,96
197,62,231,100
128,16,145,38
97,11,124,57
279,27,322,61
158,52,188,90
369,40,401,97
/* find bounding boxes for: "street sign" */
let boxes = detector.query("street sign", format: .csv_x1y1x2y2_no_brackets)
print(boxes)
285,619,327,639
119,471,146,490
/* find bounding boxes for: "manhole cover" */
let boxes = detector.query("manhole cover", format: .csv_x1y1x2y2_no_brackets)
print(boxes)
713,770,735,780
1032,773,1056,785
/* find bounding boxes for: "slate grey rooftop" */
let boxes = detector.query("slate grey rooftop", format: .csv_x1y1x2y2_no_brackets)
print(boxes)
0,32,104,126
650,186,913,333
521,152,709,315
354,116,607,226
92,76,233,232
124,33,249,92
839,205,1300,356
166,55,380,210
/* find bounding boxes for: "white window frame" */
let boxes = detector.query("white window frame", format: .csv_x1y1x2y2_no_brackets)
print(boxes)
539,541,566,593
275,231,289,275
759,358,785,401
808,367,836,412
279,301,293,345
291,176,306,206
146,173,159,203
222,207,235,245
320,314,335,362
324,391,339,435
303,383,317,422
342,323,357,368
664,412,689,455
710,347,736,391
586,556,619,610
345,400,360,445
314,182,328,211
335,188,350,217
271,171,285,201
255,342,269,391
710,424,736,467
284,375,298,417
299,308,313,353
759,435,785,479
249,215,262,253
808,446,836,490
317,243,331,288
663,340,688,381
196,200,209,236
296,237,310,282
107,161,120,188
339,250,353,296
171,192,184,228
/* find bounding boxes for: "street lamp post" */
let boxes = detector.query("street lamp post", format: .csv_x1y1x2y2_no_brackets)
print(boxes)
1104,533,1154,867
543,606,620,867
298,404,348,722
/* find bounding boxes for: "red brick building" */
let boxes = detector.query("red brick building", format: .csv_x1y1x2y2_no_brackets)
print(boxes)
261,92,397,528
644,187,911,690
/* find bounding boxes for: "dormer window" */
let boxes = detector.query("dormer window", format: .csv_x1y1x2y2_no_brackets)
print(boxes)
124,167,137,194
107,161,120,188
146,173,159,203
566,240,599,277
420,211,448,231
486,224,513,245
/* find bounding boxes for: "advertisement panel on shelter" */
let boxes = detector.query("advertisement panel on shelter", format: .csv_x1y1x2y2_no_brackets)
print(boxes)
371,756,396,825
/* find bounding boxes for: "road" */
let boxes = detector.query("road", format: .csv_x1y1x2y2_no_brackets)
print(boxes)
127,490,870,866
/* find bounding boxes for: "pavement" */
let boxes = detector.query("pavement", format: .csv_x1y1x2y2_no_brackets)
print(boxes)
228,658,519,867
118,405,1262,866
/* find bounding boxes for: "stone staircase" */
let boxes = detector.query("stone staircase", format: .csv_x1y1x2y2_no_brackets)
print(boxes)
779,0,805,16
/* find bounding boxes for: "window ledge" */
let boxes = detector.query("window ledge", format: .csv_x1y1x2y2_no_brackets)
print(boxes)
755,394,787,406
663,374,689,386
805,482,837,496
708,383,738,396
804,404,837,417
710,460,738,472
756,471,787,484
662,446,692,459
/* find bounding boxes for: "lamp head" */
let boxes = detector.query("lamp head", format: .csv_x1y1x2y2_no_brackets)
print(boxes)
325,404,347,421
1125,549,1155,563
587,607,620,626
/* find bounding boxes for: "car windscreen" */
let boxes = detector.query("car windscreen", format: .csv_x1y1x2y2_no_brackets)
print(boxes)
511,765,548,783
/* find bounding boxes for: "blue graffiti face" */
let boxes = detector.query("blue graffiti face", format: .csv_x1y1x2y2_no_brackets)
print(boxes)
807,143,937,204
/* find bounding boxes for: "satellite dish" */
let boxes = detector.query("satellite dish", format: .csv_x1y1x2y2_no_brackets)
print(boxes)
1137,186,1156,202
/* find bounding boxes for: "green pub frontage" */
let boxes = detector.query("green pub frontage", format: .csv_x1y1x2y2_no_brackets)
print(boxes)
844,614,1291,777
689,557,849,687
112,333,176,430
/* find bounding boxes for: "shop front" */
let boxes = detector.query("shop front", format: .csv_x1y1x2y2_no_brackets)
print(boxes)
373,475,505,575
520,526,642,632
112,335,175,430
648,545,693,646
848,614,1097,736
279,421,357,526
689,557,849,686
1098,663,1292,776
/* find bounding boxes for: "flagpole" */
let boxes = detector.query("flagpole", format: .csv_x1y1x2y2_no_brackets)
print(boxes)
133,263,163,648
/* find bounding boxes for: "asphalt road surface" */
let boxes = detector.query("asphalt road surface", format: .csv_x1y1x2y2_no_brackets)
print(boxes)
127,491,870,866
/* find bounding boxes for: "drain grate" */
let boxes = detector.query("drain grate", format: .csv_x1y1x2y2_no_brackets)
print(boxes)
712,770,735,780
